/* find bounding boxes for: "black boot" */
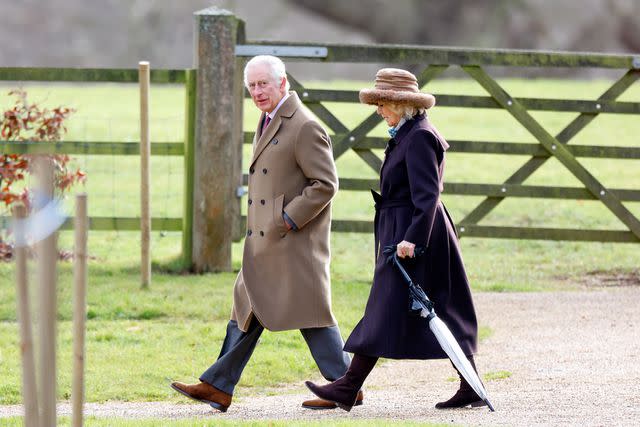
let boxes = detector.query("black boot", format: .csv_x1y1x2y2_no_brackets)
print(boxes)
305,354,377,412
435,355,486,409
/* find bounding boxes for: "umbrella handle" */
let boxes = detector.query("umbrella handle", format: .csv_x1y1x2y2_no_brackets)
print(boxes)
392,252,414,285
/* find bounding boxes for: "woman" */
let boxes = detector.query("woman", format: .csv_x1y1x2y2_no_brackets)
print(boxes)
305,68,484,411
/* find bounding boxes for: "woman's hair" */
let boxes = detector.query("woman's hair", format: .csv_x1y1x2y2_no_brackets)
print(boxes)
244,55,291,92
386,103,425,120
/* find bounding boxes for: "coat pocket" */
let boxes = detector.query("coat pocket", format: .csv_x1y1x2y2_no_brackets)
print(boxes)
273,194,288,238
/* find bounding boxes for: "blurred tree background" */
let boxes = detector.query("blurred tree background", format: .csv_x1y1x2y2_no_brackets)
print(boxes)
1,0,638,78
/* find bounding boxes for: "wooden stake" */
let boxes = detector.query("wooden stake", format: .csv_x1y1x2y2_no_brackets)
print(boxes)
36,157,57,427
13,204,39,427
139,61,151,288
72,194,88,427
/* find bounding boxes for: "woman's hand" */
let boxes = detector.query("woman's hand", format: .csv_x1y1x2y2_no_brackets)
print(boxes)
396,240,416,258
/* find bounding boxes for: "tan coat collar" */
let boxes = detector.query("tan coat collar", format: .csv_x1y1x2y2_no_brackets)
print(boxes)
251,91,300,166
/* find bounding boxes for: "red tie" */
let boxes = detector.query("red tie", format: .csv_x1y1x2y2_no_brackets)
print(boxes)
262,115,271,134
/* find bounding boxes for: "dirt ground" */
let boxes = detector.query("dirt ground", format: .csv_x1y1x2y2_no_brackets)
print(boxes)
2,284,640,426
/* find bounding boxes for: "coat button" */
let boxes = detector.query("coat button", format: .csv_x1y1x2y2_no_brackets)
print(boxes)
271,138,278,145
247,229,252,236
260,231,264,236
262,168,267,174
250,167,255,174
248,199,252,205
260,199,265,205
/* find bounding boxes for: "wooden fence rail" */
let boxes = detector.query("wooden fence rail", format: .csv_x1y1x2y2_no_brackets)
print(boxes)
0,67,196,267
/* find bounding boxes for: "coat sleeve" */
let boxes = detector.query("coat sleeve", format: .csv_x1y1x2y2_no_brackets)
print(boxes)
404,130,442,247
283,120,338,229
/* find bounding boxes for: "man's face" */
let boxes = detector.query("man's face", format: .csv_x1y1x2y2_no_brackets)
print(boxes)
246,63,286,114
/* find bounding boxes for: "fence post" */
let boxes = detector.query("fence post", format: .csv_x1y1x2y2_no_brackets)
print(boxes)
72,194,88,427
181,69,196,270
192,8,244,272
36,157,57,427
12,204,39,427
139,61,151,287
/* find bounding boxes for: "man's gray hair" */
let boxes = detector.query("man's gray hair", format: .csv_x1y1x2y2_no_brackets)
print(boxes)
244,55,290,92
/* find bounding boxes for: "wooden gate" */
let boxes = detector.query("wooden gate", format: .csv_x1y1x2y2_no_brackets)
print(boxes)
236,42,640,243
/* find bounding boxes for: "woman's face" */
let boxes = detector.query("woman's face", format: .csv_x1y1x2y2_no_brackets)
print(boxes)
376,103,401,127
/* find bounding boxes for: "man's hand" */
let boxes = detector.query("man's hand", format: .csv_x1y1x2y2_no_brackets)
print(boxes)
397,240,416,258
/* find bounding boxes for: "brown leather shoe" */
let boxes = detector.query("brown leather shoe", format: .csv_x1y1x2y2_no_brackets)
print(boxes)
170,381,232,412
302,390,364,410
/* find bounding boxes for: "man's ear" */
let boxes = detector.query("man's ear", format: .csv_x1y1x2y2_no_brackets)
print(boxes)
280,77,287,91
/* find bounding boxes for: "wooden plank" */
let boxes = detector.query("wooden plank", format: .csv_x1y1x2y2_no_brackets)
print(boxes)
12,204,40,427
0,141,184,155
463,65,640,239
139,62,152,288
287,74,349,134
239,215,639,242
331,220,374,233
242,41,640,69
457,225,639,243
443,183,640,201
446,140,640,159
339,178,379,191
0,67,187,83
556,70,640,143
249,134,640,159
303,102,350,134
71,194,88,427
461,69,640,225
35,159,57,427
25,217,185,231
270,89,640,114
353,149,382,172
181,69,197,269
335,135,640,159
336,178,640,201
239,216,373,234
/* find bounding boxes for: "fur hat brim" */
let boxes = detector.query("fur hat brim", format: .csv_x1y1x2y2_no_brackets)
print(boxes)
359,88,436,109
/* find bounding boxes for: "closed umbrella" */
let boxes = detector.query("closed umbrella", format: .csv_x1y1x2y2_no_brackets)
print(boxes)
384,245,496,412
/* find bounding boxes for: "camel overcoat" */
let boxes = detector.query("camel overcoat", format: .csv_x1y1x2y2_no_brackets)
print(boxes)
231,92,339,332
344,114,478,359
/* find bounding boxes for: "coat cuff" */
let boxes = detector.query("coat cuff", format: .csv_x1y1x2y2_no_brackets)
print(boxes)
283,211,298,230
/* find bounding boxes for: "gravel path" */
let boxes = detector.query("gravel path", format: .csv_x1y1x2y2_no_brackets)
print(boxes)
2,287,639,426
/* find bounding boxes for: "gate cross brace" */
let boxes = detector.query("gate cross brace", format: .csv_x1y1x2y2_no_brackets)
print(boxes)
288,66,449,173
461,68,640,226
287,73,381,171
461,65,640,240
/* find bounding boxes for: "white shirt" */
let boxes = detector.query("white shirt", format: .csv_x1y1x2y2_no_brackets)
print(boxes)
266,92,291,122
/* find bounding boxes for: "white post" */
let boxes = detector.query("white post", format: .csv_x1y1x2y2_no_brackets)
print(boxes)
139,61,151,288
13,204,39,427
72,194,88,427
36,157,57,427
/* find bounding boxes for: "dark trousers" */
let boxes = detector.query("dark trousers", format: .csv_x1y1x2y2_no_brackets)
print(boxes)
200,317,351,395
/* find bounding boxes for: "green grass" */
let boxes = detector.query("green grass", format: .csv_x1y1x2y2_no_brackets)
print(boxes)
0,78,639,409
484,370,512,381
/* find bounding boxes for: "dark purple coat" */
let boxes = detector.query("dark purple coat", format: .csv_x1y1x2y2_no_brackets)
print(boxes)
343,114,478,359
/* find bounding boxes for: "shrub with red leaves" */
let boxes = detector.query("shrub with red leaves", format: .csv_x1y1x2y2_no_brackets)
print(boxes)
1,89,86,260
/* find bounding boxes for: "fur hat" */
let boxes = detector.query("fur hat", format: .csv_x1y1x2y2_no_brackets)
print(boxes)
359,68,435,109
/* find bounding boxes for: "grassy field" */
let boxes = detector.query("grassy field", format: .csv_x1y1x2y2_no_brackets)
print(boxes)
0,78,638,416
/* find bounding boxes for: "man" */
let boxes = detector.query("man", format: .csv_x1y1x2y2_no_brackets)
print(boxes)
171,55,362,411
